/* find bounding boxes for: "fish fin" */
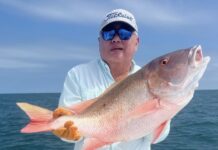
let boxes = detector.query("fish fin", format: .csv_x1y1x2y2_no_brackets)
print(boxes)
21,122,52,133
128,98,160,119
152,120,169,144
17,102,53,121
82,138,110,150
17,102,53,133
69,98,97,114
114,74,128,82
97,79,124,98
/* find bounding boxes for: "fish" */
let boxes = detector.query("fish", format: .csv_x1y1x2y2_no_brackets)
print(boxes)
17,45,210,150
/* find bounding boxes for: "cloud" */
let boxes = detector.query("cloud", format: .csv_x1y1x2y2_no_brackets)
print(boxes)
113,0,183,25
0,0,107,23
0,58,45,69
1,0,215,27
0,44,98,69
113,0,215,27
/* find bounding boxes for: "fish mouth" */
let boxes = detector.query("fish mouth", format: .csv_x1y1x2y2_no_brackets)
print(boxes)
188,45,210,78
189,45,204,67
188,45,210,68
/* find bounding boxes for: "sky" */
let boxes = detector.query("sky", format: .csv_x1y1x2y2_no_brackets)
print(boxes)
0,0,217,93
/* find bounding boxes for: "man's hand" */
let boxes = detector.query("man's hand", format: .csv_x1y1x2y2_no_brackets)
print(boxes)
53,107,72,118
52,107,81,141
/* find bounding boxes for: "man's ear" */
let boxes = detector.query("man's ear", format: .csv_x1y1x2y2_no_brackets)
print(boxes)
135,37,139,48
134,37,139,52
137,37,140,45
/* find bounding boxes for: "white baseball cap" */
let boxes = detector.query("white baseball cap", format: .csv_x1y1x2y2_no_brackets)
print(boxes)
100,9,138,32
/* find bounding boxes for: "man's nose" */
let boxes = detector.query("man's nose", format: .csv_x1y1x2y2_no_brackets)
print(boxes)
112,34,121,43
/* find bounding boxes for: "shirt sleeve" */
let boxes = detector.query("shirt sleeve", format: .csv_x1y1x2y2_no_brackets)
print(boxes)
59,68,82,108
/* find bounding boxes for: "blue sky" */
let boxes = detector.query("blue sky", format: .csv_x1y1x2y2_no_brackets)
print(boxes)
0,0,217,93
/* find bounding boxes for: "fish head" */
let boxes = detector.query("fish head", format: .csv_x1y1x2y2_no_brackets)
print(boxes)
144,45,210,103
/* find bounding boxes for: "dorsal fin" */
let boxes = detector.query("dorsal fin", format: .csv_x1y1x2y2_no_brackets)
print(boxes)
69,98,97,114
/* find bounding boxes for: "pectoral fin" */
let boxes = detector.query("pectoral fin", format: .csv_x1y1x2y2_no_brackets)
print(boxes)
128,98,160,119
152,120,170,144
82,138,111,150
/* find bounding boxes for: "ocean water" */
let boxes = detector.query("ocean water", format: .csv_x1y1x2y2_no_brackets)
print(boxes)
0,90,217,150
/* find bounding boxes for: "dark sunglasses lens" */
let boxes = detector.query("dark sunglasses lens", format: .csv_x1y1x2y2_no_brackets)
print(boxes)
118,29,132,40
102,28,133,41
102,30,115,41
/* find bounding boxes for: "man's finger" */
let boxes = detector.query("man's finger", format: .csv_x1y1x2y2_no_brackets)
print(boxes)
64,121,74,128
53,107,72,118
52,127,66,137
69,126,81,140
62,128,70,139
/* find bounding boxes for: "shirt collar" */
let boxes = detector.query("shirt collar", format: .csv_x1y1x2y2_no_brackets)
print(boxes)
99,58,137,75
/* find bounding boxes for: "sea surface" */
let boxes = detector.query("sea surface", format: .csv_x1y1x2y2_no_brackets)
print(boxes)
0,90,217,150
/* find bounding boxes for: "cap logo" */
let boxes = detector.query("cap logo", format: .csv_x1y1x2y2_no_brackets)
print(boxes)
100,9,138,32
105,12,133,22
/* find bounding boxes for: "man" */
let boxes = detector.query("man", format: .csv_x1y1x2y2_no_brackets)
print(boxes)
53,9,170,150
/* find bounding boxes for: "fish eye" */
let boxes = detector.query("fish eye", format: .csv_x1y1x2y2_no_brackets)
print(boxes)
160,58,169,65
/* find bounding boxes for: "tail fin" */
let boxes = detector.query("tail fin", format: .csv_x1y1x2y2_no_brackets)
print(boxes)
17,102,53,133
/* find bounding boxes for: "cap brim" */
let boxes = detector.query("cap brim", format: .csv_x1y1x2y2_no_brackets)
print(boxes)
100,20,137,32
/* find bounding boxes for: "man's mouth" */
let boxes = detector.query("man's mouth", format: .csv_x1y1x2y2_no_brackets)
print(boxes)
111,47,123,51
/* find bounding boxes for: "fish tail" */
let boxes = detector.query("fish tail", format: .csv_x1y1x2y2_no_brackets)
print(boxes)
17,102,53,133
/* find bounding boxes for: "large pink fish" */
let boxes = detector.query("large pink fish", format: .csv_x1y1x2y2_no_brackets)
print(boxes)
17,45,210,150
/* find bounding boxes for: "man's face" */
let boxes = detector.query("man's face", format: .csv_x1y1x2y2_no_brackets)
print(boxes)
99,22,139,64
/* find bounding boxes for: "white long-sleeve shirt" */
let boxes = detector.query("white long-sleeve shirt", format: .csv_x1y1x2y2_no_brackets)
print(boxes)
59,59,170,150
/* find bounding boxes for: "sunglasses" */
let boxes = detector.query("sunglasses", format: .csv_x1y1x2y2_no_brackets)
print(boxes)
101,28,133,41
